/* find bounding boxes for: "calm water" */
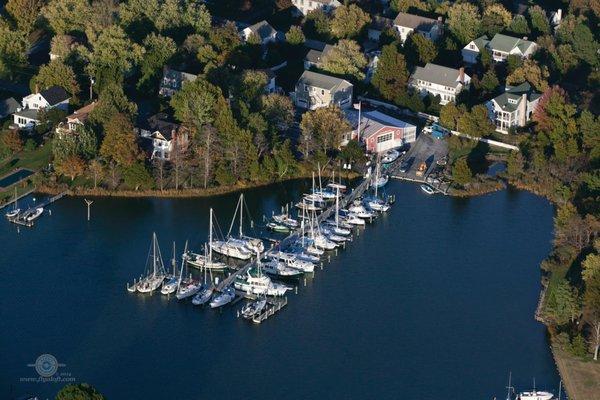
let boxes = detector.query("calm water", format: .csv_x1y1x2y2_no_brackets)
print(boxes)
0,181,559,399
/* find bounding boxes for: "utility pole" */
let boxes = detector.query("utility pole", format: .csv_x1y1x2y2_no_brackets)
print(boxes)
89,77,95,101
84,199,93,221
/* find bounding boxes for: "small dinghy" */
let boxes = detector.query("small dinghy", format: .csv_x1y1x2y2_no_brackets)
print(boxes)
382,149,400,164
420,184,435,195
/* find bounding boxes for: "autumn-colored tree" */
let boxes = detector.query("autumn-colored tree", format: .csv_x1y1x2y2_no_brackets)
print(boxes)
42,0,90,35
506,59,549,92
447,2,481,45
100,113,143,167
371,44,409,101
299,106,351,159
260,93,295,132
285,25,305,46
330,4,371,39
55,154,86,181
482,3,512,36
6,0,44,32
1,129,24,153
88,159,104,188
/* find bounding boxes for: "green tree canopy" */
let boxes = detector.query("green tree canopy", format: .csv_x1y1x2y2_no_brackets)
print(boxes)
0,24,29,79
170,78,219,135
447,2,481,45
123,162,154,190
545,279,581,325
285,25,305,46
482,3,512,36
31,60,80,98
6,0,44,32
330,4,371,39
90,83,138,128
528,5,550,35
138,33,176,90
452,157,472,186
322,39,367,81
100,113,143,167
260,93,295,132
56,383,105,400
404,33,437,66
304,9,331,41
371,44,409,102
42,0,90,35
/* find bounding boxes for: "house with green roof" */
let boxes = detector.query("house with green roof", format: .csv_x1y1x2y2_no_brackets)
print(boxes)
408,63,471,105
485,82,541,133
292,71,353,110
462,33,537,64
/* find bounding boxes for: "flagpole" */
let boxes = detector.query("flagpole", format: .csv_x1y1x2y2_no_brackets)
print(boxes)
357,100,361,143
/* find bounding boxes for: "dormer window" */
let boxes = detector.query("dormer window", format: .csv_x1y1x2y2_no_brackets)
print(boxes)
508,99,517,105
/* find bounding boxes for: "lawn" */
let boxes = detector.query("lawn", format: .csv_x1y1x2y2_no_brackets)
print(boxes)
553,349,600,400
0,139,52,177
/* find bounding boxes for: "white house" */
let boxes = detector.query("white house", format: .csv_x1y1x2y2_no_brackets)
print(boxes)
12,86,70,130
409,63,470,105
462,33,537,64
138,114,189,161
393,12,442,43
241,21,278,45
292,70,353,110
345,109,416,153
486,82,541,134
291,0,341,16
304,43,334,70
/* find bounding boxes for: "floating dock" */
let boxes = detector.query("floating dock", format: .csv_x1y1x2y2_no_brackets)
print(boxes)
251,297,288,324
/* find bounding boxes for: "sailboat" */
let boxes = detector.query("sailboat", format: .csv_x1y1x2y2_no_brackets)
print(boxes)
517,378,554,400
231,193,264,253
267,251,315,273
185,209,229,269
272,205,299,228
161,242,179,295
210,206,253,260
176,241,202,300
136,233,167,293
5,187,20,220
192,252,215,306
312,165,337,201
364,161,391,212
262,258,303,278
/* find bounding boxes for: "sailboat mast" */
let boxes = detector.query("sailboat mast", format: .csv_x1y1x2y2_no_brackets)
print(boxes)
152,232,157,278
375,160,379,197
335,186,340,227
209,208,213,262
318,163,323,193
239,194,243,237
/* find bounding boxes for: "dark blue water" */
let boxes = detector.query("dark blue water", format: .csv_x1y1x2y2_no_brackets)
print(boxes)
0,181,559,399
0,169,34,188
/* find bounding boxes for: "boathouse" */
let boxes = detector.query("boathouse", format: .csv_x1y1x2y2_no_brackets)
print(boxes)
344,110,417,153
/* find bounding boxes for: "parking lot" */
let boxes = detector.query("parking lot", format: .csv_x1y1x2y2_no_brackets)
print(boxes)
386,130,450,193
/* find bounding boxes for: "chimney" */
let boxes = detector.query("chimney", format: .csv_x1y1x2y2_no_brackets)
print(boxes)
458,67,465,83
523,36,528,41
34,83,39,94
519,93,527,126
437,16,442,23
557,9,562,21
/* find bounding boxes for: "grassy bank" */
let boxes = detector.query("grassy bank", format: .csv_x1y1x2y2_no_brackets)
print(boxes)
552,348,600,400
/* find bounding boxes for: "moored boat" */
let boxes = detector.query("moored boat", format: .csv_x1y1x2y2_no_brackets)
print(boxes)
420,184,435,195
209,286,236,308
241,297,267,319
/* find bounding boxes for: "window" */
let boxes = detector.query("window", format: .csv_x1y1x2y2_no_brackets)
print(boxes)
321,90,324,95
469,44,475,50
377,132,393,144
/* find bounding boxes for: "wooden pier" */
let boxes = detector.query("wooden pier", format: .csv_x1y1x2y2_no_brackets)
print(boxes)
251,297,288,324
7,192,67,227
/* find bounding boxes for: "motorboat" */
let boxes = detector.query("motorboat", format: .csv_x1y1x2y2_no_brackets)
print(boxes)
268,252,315,273
241,297,267,319
516,390,554,400
341,214,366,226
382,149,400,164
234,266,289,296
192,284,214,305
262,259,303,278
25,207,43,222
267,222,290,232
211,239,252,260
373,175,389,188
209,286,236,308
420,184,435,195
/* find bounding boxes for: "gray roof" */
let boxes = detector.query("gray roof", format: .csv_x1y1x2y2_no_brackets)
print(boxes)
393,12,438,31
304,39,327,51
246,20,277,41
411,63,467,88
13,108,40,121
0,97,19,119
40,86,69,105
488,33,535,54
371,16,393,31
297,70,352,91
491,82,540,112
304,44,334,64
472,35,490,50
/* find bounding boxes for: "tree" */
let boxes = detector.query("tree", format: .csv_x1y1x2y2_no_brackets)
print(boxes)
260,93,294,132
235,70,268,109
509,15,530,35
452,157,472,186
100,113,143,167
506,151,525,178
322,40,367,80
90,83,138,128
55,154,86,181
528,6,550,35
138,34,176,90
6,0,44,32
439,102,460,130
170,78,218,135
339,139,364,165
299,106,351,159
1,129,23,153
88,159,104,188
482,3,512,36
390,0,429,13
330,4,370,39
52,127,97,161
506,59,549,92
371,44,409,101
457,105,495,137
579,110,600,157
304,9,331,41
447,2,481,45
404,33,437,66
30,60,80,98
42,0,90,35
557,21,599,67
123,162,153,190
479,69,499,93
50,34,83,61
589,319,600,361
545,279,581,325
0,25,29,79
285,25,305,46
56,383,105,400
86,25,144,85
